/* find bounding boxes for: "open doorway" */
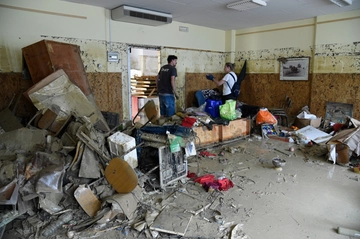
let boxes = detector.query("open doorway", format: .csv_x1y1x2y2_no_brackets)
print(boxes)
128,46,160,122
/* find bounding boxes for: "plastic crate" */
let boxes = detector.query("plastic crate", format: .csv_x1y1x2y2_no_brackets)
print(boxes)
107,132,138,168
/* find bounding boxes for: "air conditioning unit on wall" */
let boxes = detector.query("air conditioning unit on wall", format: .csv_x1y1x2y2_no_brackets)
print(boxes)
111,5,172,26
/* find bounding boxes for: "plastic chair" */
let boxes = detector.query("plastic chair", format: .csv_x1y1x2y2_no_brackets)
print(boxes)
269,96,292,127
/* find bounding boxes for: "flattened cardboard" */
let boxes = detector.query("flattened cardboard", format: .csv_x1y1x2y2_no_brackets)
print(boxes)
296,125,332,144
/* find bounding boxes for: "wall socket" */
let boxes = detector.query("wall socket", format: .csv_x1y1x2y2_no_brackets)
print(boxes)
107,51,119,62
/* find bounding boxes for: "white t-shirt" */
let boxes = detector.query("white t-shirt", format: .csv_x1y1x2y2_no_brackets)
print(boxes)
222,72,237,95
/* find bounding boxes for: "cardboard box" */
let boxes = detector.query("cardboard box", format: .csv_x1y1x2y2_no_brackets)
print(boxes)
261,124,279,138
220,118,251,141
193,125,220,146
294,117,322,128
327,141,350,165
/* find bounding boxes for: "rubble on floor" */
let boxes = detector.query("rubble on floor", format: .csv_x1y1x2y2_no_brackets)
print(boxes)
1,110,360,238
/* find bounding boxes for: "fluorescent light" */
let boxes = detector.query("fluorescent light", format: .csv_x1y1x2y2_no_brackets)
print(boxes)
227,0,267,11
329,0,352,7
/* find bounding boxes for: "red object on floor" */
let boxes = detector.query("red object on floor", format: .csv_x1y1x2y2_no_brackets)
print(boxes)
217,178,234,191
181,117,197,128
187,172,197,180
194,174,215,184
203,182,220,191
190,172,235,192
199,151,217,157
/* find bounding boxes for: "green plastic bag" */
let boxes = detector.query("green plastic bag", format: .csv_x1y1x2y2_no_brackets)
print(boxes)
219,100,237,120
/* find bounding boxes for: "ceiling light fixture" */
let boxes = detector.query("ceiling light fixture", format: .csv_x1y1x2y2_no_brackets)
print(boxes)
329,0,352,7
227,0,267,11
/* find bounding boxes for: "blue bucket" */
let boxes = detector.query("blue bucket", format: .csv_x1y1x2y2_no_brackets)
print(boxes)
205,99,222,118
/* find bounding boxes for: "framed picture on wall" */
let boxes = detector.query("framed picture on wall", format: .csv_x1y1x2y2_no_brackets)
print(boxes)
280,57,309,81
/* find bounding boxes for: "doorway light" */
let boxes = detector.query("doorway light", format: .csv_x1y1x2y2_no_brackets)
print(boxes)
329,0,352,7
227,0,267,11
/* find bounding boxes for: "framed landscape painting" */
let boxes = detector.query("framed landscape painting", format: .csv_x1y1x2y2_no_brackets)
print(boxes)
280,57,309,81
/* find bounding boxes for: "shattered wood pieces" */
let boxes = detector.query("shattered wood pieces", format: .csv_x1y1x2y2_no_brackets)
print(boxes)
74,184,101,217
68,141,84,171
77,131,110,164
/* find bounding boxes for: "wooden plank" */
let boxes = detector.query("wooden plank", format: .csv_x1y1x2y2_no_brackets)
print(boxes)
132,95,148,98
134,77,157,81
131,86,147,90
131,80,153,84
131,84,151,87
148,88,156,97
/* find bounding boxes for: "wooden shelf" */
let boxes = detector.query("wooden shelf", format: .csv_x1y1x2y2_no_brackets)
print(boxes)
131,76,157,98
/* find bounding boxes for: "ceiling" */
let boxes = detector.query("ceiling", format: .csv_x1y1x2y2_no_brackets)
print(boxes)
62,0,360,30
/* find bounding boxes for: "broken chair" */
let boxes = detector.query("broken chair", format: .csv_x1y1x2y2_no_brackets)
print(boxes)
269,96,292,127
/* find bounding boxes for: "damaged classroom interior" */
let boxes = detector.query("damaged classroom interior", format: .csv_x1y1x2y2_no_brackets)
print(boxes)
0,0,360,238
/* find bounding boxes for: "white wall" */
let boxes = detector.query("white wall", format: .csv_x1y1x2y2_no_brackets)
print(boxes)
0,0,226,72
234,10,360,74
315,10,360,45
0,0,227,119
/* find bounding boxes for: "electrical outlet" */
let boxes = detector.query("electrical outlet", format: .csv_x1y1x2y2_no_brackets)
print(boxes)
107,52,119,62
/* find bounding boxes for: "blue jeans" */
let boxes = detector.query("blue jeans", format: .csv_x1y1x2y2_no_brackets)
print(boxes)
159,94,175,117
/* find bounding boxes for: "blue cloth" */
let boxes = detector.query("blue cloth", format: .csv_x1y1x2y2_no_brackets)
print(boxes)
159,93,175,117
195,90,206,107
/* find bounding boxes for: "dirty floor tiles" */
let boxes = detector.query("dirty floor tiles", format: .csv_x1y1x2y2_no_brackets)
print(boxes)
3,137,360,239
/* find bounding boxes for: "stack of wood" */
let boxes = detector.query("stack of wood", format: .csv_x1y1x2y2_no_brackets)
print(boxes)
131,76,157,98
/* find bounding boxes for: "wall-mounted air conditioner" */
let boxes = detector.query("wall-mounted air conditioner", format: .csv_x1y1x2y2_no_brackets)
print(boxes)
111,5,172,26
329,0,352,7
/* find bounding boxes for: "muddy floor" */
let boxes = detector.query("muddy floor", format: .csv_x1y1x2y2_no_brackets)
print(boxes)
3,136,360,239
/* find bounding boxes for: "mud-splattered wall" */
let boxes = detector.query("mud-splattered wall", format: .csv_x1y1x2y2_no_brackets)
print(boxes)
236,41,360,120
235,12,360,121
0,72,123,121
0,37,230,121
